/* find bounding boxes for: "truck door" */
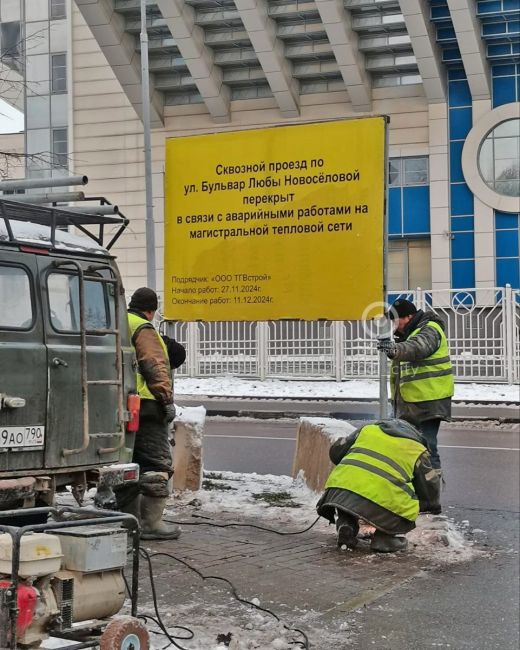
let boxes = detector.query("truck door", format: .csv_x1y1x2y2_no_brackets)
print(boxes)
38,256,124,469
0,253,46,472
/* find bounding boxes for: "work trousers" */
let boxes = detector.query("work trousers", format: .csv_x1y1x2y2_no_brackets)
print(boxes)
116,399,173,509
418,418,442,469
133,399,173,475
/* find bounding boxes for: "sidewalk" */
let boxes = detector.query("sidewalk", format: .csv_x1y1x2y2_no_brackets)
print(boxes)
136,471,480,650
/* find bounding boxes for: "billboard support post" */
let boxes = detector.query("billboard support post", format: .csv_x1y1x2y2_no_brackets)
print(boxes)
140,0,156,289
379,117,390,420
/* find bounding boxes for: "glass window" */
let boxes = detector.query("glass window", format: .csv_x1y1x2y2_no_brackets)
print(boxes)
51,53,67,93
388,240,431,290
389,159,401,186
0,266,33,329
50,0,66,19
48,273,111,333
52,128,68,169
404,157,429,185
389,157,429,186
0,21,21,70
478,119,520,197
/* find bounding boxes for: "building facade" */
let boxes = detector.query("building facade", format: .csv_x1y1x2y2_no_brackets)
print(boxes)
0,0,518,295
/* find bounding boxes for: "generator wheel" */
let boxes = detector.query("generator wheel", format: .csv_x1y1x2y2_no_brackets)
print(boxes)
100,616,149,650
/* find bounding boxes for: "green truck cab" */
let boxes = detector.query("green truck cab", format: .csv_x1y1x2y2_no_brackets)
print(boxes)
0,199,139,516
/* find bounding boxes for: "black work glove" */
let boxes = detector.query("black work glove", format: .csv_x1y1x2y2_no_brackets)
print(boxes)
163,403,176,423
376,339,397,358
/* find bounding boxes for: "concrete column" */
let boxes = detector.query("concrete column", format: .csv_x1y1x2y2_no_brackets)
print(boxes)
428,102,451,297
472,99,495,302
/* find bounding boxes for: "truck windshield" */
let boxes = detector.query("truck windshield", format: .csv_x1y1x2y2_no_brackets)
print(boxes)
47,272,112,332
0,265,33,330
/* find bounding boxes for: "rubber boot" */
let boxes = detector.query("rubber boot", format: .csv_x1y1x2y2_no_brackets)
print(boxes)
432,468,444,513
336,513,359,549
370,530,408,553
140,496,181,540
122,495,141,522
435,468,446,490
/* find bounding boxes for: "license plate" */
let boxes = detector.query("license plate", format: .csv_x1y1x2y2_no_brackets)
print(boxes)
0,426,45,450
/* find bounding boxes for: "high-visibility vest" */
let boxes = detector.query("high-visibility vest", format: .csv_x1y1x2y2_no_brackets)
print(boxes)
391,321,454,403
324,424,425,521
128,312,169,401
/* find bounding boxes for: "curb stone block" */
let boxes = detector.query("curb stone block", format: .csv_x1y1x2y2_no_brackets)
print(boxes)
173,405,206,491
292,417,357,492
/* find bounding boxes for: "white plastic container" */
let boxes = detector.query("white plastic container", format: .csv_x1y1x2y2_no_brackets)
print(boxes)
53,526,127,572
0,533,63,578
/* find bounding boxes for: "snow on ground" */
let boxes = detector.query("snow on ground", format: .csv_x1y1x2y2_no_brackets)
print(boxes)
51,472,482,650
139,601,321,650
171,470,481,565
154,471,482,649
176,376,519,402
173,470,320,526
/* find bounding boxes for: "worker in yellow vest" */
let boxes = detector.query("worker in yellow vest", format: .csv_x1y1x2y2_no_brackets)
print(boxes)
377,299,454,475
317,419,441,552
119,287,181,540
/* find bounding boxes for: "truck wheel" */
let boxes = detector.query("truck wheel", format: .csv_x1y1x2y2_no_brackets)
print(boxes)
100,617,149,650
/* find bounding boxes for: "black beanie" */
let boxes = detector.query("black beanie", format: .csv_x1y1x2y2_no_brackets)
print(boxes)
129,287,158,312
388,299,417,320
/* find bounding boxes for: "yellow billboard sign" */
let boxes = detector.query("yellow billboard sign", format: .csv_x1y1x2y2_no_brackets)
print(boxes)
164,118,386,321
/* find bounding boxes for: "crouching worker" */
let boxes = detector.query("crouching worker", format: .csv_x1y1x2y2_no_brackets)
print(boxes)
316,419,440,553
116,287,181,541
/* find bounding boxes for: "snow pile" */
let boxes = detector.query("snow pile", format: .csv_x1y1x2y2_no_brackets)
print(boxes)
172,470,323,526
338,517,481,565
301,416,357,441
407,514,481,564
175,404,206,441
176,376,519,403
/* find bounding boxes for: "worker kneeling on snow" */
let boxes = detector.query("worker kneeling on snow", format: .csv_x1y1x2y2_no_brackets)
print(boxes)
316,419,441,553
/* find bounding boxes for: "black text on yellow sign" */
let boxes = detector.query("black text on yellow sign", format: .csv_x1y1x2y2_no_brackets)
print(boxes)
164,118,386,321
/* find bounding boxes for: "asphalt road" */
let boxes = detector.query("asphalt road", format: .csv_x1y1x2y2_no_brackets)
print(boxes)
203,420,520,510
202,418,520,649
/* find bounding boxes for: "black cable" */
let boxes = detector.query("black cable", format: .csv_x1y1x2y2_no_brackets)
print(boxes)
123,567,194,646
122,570,131,597
137,613,194,641
163,516,321,536
124,518,317,647
145,548,310,650
139,546,193,650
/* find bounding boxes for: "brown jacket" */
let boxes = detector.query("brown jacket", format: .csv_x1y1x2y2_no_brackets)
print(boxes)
130,310,173,405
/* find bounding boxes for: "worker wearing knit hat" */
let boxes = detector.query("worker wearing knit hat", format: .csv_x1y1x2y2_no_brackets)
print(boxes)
128,287,159,313
388,298,417,319
377,297,454,503
122,287,181,541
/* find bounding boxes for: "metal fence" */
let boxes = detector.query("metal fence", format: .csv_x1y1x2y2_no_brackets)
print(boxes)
163,286,520,384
